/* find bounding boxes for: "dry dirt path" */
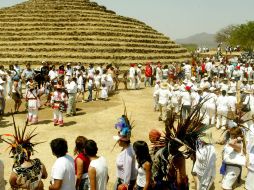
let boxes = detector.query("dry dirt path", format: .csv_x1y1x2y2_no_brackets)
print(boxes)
0,87,246,189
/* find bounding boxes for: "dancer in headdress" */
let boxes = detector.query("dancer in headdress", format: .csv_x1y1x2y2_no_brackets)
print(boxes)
151,100,209,190
1,116,47,189
113,107,137,190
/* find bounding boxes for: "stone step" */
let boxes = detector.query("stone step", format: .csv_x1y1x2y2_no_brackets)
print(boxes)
0,46,187,54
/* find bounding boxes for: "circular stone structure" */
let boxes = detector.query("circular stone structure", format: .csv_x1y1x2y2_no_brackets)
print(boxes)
0,0,190,66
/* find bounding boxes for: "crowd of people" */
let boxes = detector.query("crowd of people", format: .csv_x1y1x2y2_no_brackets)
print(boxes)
0,62,121,126
0,54,254,190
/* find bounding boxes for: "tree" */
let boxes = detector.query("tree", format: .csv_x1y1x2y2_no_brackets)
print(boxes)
229,21,254,51
215,25,236,44
215,21,254,51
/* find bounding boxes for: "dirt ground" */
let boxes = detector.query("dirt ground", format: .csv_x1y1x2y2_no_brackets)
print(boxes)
0,85,247,189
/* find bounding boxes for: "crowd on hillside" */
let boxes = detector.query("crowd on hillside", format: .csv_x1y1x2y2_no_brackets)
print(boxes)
0,54,254,190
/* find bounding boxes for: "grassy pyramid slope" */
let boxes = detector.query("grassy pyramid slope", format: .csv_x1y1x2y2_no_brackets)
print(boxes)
0,0,190,66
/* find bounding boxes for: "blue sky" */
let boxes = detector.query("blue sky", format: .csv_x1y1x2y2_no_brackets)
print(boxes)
0,0,253,39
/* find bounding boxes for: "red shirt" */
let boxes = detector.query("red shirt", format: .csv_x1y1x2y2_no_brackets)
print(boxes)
145,65,152,77
74,153,90,175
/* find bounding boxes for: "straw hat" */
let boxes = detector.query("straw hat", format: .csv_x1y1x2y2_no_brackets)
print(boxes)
244,89,252,94
191,76,196,81
209,87,216,92
160,82,168,89
199,131,213,144
228,90,234,94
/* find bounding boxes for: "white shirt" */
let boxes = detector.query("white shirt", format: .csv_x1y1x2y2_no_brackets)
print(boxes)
116,145,137,184
205,62,213,72
90,156,108,190
136,164,146,187
129,67,135,78
48,70,58,81
154,88,172,105
193,144,216,179
227,95,237,111
216,95,229,111
180,91,192,106
66,81,77,93
65,68,73,76
184,64,191,74
51,155,75,190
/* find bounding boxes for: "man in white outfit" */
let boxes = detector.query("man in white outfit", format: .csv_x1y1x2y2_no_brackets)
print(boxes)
154,81,172,121
136,64,142,89
227,90,237,122
129,64,136,90
205,87,217,125
179,86,193,120
216,90,229,129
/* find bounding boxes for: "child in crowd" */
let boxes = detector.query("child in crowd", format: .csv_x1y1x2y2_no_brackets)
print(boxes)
100,83,108,101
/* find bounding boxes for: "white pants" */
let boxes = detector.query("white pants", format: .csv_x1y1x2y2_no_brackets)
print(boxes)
129,77,136,89
246,169,254,190
222,165,241,190
196,174,214,190
53,109,63,125
136,77,141,89
216,109,228,128
27,109,38,123
207,106,216,125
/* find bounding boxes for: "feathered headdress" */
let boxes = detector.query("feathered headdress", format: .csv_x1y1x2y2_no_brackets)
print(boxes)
114,104,134,142
152,99,210,158
1,114,43,167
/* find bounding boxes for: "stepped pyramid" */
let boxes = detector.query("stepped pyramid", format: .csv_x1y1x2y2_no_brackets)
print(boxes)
0,0,190,66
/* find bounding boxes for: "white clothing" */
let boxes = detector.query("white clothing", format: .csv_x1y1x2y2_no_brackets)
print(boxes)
89,156,108,190
216,95,229,128
136,164,146,188
154,88,171,105
193,144,216,181
100,87,108,99
220,83,229,92
65,68,73,76
205,62,213,72
222,165,241,190
48,70,58,81
77,76,84,92
51,155,75,190
180,91,192,106
116,145,137,184
246,145,254,190
94,75,101,88
183,64,191,74
129,67,136,78
88,68,95,77
155,67,162,81
66,81,77,94
227,95,237,112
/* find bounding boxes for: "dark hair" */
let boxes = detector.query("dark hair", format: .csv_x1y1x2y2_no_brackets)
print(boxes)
74,136,87,155
84,140,98,157
50,138,68,157
133,141,152,168
222,90,226,96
